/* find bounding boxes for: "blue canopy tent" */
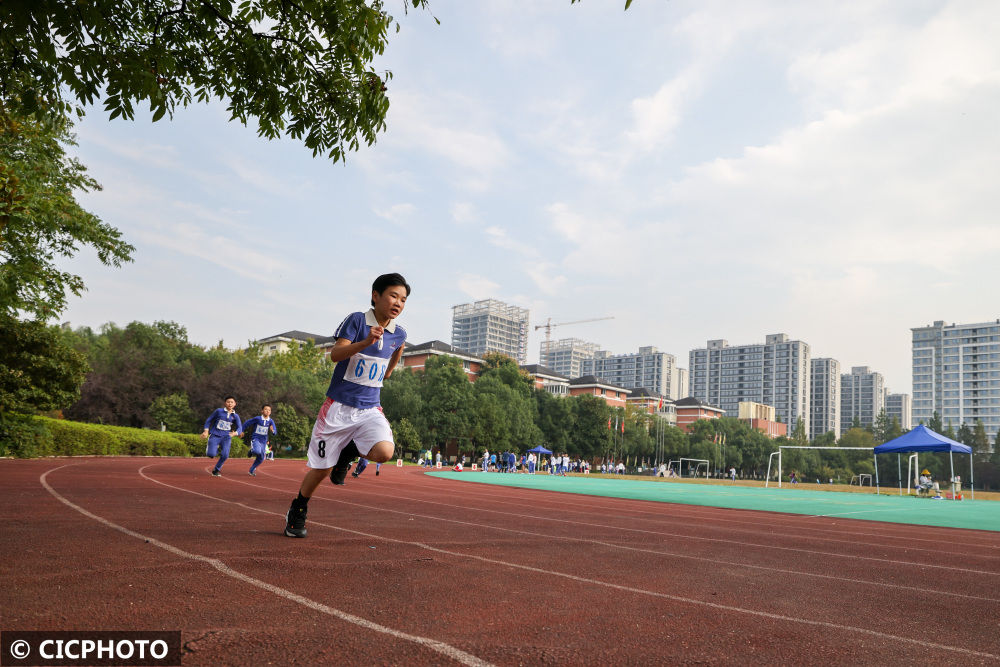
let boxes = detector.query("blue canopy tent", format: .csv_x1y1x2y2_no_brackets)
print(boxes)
873,425,974,499
527,445,552,455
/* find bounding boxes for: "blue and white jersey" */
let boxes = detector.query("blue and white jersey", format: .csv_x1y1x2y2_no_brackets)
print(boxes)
326,309,407,409
204,408,242,437
243,416,276,445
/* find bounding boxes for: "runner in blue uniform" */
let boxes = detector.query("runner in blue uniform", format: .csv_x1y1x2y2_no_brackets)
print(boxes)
243,404,277,476
284,273,409,538
201,396,243,476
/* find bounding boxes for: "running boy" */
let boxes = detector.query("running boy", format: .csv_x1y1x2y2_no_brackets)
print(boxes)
243,404,277,476
284,273,409,538
201,396,243,476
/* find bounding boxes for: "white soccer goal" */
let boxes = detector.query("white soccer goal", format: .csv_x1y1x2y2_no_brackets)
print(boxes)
765,446,878,492
666,458,709,478
850,474,872,487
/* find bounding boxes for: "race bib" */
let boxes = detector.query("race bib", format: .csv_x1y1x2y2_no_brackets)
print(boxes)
343,352,388,388
215,419,231,431
255,425,269,436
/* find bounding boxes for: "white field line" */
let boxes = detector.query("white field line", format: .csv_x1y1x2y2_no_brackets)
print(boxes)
811,508,929,518
255,467,1000,579
130,463,1000,660
416,472,1000,549
38,465,493,667
413,472,1000,549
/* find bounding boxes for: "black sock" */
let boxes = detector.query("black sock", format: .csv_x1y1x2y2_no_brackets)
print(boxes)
294,492,309,507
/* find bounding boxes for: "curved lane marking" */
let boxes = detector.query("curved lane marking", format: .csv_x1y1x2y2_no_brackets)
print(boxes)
39,464,493,667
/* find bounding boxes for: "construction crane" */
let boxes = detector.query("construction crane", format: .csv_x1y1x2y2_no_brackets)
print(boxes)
535,316,615,364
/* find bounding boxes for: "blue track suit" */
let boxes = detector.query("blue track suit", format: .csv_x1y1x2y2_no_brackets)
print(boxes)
243,415,276,474
204,408,242,471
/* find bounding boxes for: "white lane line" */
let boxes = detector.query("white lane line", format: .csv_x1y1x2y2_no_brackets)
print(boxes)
39,465,492,667
139,463,999,660
257,468,1000,579
284,489,1000,601
316,475,1000,564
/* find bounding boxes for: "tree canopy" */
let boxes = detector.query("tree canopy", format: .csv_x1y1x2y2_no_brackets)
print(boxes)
0,112,134,319
2,0,432,161
0,313,88,413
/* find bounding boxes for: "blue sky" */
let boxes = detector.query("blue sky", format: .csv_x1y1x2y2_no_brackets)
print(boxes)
61,0,1000,395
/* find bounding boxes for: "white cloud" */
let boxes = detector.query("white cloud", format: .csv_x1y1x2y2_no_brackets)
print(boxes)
75,125,186,171
484,225,535,257
524,263,568,297
133,220,286,281
451,201,479,225
457,274,501,300
626,67,704,150
384,89,511,189
374,203,416,222
546,202,649,278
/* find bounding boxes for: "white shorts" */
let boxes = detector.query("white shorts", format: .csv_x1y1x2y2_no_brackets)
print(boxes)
307,398,394,469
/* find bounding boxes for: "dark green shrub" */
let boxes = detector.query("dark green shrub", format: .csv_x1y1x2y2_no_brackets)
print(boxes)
0,414,55,458
1,415,251,458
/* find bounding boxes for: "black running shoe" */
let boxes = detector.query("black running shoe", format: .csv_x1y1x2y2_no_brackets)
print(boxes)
284,501,307,538
211,468,221,477
329,440,360,486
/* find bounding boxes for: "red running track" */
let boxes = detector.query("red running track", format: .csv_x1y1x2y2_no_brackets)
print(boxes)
2,457,999,665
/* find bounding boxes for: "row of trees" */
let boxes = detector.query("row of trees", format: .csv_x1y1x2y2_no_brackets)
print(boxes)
5,311,1000,489
4,314,1000,487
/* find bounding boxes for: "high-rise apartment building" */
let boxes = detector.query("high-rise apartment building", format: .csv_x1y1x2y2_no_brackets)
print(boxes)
885,393,912,431
688,334,810,431
840,366,885,432
673,367,689,400
810,358,841,440
582,346,681,399
912,319,1000,445
451,299,530,364
539,338,599,379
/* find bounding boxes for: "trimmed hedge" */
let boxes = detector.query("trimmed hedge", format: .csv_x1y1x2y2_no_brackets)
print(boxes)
0,415,248,459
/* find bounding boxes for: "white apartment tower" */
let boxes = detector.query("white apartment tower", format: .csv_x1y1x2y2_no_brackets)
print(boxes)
688,334,811,431
912,319,1000,445
674,367,689,401
840,366,886,432
451,299,530,364
885,393,912,431
810,358,841,440
539,338,599,378
582,346,682,399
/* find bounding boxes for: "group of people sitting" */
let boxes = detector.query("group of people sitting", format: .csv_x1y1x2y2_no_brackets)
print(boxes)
917,469,943,498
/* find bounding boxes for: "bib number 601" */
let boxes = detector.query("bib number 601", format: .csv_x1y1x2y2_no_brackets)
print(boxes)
354,358,387,381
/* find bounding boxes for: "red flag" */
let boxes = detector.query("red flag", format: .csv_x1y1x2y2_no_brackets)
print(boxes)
620,419,625,434
607,418,612,430
658,398,663,410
